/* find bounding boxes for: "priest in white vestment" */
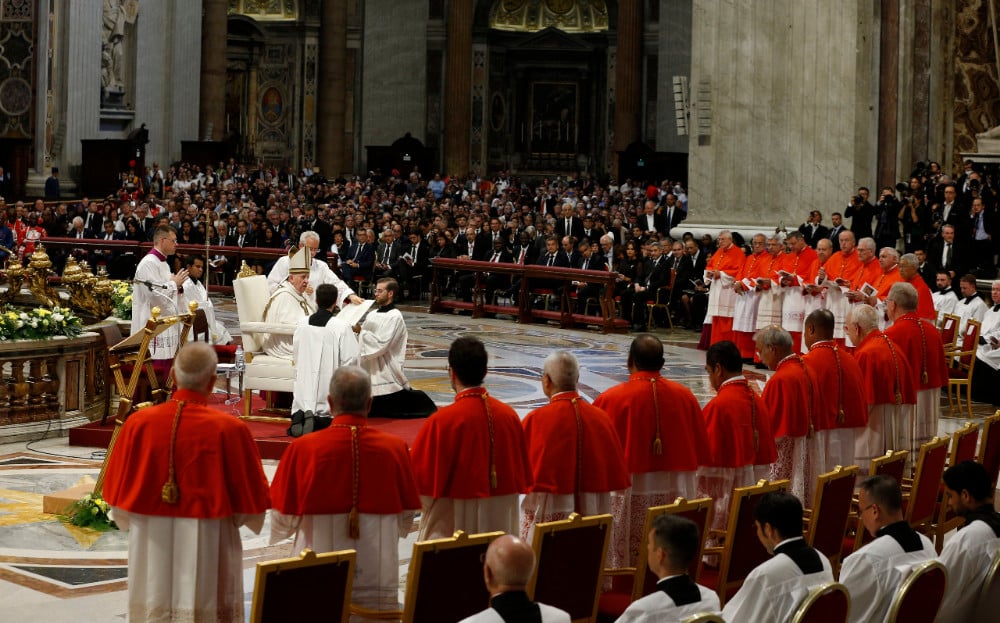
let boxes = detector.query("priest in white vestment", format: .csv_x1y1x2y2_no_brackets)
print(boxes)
180,255,232,345
840,474,936,623
270,366,421,611
722,491,834,622
291,284,360,415
932,271,959,324
954,274,988,334
262,247,316,359
131,224,187,360
267,230,363,309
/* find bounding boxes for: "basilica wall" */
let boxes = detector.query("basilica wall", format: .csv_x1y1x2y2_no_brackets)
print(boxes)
953,0,1000,165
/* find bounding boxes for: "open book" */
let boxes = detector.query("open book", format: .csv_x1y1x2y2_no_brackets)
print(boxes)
336,299,376,326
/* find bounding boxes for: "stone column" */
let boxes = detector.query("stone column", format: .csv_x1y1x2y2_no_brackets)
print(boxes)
318,0,347,177
614,0,643,159
444,0,472,176
877,0,899,190
199,0,227,142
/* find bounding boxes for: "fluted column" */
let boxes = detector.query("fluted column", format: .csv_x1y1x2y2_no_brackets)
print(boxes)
614,0,643,157
877,0,899,190
318,0,348,176
199,0,227,141
444,0,472,176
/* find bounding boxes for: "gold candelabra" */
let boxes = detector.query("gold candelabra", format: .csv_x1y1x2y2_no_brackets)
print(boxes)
0,245,114,318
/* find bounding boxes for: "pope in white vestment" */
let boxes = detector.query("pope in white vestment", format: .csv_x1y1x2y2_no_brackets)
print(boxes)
262,276,315,359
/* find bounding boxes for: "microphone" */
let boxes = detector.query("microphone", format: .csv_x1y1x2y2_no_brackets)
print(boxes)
133,279,171,291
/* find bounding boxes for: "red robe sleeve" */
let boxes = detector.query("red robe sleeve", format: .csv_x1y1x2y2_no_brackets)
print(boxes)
884,315,948,390
762,359,818,439
854,332,918,405
702,382,777,468
802,345,869,430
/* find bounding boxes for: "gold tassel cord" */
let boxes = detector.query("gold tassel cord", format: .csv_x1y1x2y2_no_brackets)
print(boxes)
572,398,583,514
348,425,360,539
161,400,186,504
482,393,498,489
746,382,760,453
650,378,663,455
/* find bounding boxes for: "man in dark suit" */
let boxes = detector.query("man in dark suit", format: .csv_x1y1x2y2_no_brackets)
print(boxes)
395,230,430,302
968,196,995,276
580,215,605,245
639,200,665,237
458,237,514,303
340,229,375,282
571,238,609,314
798,211,830,248
676,239,709,328
561,235,581,268
373,229,401,280
661,193,686,234
228,219,255,249
927,224,965,279
512,230,539,266
554,202,584,240
845,187,876,239
826,212,846,252
623,240,671,330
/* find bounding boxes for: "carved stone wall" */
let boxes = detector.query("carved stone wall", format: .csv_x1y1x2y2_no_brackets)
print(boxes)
0,0,35,139
953,0,1000,162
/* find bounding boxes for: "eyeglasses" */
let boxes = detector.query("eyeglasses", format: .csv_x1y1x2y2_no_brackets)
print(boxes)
861,503,877,515
374,288,387,294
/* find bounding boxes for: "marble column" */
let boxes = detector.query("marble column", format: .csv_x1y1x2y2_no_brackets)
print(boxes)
318,0,347,177
878,0,899,190
444,0,472,176
199,0,227,142
614,0,642,158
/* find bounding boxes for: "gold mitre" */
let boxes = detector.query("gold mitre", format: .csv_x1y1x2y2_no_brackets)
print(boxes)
288,245,310,274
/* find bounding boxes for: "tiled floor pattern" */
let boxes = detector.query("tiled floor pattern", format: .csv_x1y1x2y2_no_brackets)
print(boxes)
0,300,991,621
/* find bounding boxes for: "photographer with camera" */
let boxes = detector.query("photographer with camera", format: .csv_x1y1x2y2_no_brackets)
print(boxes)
897,190,930,253
845,187,875,239
874,186,900,252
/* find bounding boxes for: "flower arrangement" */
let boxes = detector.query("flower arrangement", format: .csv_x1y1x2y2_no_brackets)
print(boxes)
60,493,118,532
0,306,84,341
111,280,133,320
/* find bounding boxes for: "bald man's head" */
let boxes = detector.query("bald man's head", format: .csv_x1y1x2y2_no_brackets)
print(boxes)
804,309,835,349
628,333,665,372
484,535,536,592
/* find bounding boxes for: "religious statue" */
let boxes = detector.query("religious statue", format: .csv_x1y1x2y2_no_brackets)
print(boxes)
975,125,1000,153
101,0,126,95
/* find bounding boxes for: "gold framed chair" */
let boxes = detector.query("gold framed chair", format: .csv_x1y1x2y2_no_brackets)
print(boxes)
903,436,950,535
680,614,725,623
978,411,1000,489
529,513,613,623
946,318,981,418
850,451,909,553
790,582,850,623
804,465,858,573
250,548,355,623
930,422,981,551
885,560,947,623
939,313,960,350
971,550,1000,622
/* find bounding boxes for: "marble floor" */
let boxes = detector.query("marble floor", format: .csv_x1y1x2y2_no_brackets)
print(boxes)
0,302,992,622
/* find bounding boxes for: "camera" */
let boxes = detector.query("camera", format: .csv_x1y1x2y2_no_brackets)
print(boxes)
895,182,909,193
970,179,981,190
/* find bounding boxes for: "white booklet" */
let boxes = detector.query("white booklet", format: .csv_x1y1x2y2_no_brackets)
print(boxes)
336,298,376,326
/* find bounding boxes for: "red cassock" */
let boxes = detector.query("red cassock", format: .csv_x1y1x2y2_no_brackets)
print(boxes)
854,331,918,405
102,389,270,518
824,249,863,284
783,247,819,282
884,314,948,391
872,267,903,300
522,392,630,494
801,341,869,430
702,378,778,468
269,414,421,515
906,276,938,320
763,356,820,439
594,371,709,473
410,387,531,498
707,244,747,345
855,260,884,292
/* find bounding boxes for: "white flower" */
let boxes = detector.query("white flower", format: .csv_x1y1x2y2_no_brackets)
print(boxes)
52,313,64,322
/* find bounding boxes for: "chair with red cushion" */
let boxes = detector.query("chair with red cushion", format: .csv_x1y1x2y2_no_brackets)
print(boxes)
939,313,959,350
804,465,857,574
702,479,789,605
902,437,950,537
846,450,908,555
250,548,355,623
929,423,980,551
946,318,981,418
598,497,713,620
978,411,1000,490
530,513,612,623
885,560,947,623
790,582,850,623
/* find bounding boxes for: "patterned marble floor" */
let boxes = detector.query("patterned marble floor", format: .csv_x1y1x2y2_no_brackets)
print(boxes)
0,302,990,622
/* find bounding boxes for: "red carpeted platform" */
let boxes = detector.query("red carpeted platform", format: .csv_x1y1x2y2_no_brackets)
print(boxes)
69,394,427,460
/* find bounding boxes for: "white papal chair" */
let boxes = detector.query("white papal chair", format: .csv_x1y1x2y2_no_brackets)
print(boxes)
233,266,297,418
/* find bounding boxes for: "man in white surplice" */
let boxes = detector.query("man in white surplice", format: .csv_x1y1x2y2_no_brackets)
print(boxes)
292,283,359,415
180,255,232,345
267,230,362,309
269,366,421,611
131,224,187,360
840,474,936,623
722,491,834,622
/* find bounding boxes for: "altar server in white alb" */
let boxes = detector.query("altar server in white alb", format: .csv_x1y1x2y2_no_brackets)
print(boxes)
262,246,316,359
291,283,360,415
353,277,436,418
839,474,936,623
267,230,362,309
459,535,570,623
180,255,232,345
614,514,720,623
721,491,834,622
131,224,187,361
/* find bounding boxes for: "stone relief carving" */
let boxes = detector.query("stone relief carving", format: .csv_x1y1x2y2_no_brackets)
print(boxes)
101,0,126,92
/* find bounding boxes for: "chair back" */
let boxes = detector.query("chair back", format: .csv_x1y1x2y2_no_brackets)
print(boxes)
940,313,959,349
634,497,713,601
680,615,725,623
402,530,505,623
791,582,850,623
192,308,210,343
806,465,858,567
717,479,789,602
885,560,947,623
958,319,981,370
949,421,980,465
250,548,355,623
972,551,1000,623
979,412,1000,489
529,513,612,623
871,450,909,484
234,273,270,352
906,436,950,528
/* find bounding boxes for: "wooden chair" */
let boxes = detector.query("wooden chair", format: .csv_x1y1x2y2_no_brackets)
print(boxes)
903,437,950,537
946,318,981,418
645,283,674,330
885,560,947,623
680,615,725,623
939,313,960,350
849,451,909,553
804,465,858,572
597,497,713,620
928,423,980,551
250,548,355,623
529,513,613,623
701,479,789,605
353,530,505,623
971,550,1000,623
978,411,1000,489
790,582,850,623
